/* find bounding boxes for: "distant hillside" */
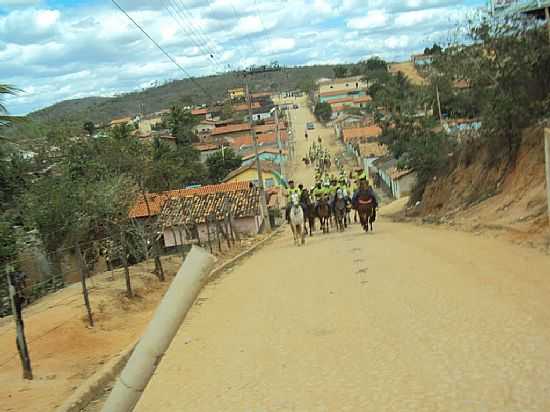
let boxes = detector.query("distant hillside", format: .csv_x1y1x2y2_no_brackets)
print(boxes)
29,65,341,124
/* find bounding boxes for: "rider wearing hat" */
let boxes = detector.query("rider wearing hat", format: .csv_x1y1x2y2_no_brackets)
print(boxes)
285,180,302,222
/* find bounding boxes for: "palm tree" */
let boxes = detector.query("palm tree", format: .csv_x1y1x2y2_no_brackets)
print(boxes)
0,84,24,128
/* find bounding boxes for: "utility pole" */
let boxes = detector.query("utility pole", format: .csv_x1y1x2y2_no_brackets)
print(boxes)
274,108,284,179
6,271,33,379
246,83,272,232
545,127,550,225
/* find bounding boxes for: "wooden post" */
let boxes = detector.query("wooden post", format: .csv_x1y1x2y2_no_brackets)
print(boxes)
153,236,165,282
6,271,33,379
435,84,443,125
75,242,94,327
119,230,133,298
246,82,272,232
206,217,213,253
545,128,550,225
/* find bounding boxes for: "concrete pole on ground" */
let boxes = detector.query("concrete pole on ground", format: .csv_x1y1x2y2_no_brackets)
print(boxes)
101,246,216,412
545,128,550,225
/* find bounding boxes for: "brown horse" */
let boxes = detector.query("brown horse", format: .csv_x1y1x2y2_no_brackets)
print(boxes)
317,196,331,234
356,197,375,232
301,191,316,236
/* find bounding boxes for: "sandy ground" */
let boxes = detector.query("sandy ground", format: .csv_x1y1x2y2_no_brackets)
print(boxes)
1,237,262,412
389,62,428,86
134,98,550,411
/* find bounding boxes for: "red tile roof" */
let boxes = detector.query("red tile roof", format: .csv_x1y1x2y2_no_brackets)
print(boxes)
192,143,219,151
191,108,209,116
233,102,261,112
211,123,251,136
160,184,261,226
241,148,286,160
342,126,382,142
228,131,288,148
129,181,253,219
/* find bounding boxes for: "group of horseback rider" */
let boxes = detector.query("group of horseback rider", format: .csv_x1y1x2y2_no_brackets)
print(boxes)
285,168,379,233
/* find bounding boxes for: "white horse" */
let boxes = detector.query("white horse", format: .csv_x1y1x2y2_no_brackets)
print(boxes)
289,192,305,246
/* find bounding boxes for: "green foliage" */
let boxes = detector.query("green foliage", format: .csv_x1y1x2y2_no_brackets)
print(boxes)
423,43,442,55
432,16,550,159
298,77,316,94
314,102,332,122
83,121,95,137
221,101,233,120
166,105,198,146
333,65,348,78
206,148,242,183
363,56,388,73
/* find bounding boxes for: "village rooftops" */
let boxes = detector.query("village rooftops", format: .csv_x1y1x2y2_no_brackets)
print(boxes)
241,148,287,161
233,102,261,112
319,89,367,97
192,143,220,152
211,123,251,136
129,180,253,219
191,108,209,116
342,126,382,143
227,130,288,149
222,160,278,182
110,116,133,126
159,182,260,227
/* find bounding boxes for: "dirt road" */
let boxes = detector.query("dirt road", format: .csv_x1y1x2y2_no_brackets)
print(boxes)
135,98,550,411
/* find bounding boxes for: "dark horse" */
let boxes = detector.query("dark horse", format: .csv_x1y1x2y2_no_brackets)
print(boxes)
300,191,316,236
355,193,375,232
333,191,347,232
317,195,331,234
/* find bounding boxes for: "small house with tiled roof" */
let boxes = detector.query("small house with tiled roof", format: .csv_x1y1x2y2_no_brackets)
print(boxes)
222,161,287,189
159,181,263,247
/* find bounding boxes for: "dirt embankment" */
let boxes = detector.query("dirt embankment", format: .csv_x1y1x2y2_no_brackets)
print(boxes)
404,127,550,251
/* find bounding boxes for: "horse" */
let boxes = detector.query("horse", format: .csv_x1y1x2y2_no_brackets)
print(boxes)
355,193,375,232
289,192,305,246
317,195,331,234
333,189,347,232
301,191,316,236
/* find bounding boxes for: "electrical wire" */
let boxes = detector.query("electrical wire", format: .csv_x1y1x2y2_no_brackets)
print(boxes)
110,0,214,100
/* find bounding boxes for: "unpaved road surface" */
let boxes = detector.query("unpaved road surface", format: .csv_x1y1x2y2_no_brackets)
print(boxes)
135,97,550,412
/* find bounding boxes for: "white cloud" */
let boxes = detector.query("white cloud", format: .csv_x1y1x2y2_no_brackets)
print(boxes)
347,10,388,30
0,0,485,114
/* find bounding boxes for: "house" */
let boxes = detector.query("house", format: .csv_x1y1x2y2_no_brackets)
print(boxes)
233,102,261,113
388,168,417,199
228,87,246,100
246,105,275,122
159,181,263,248
490,0,550,19
191,107,209,119
223,161,287,189
342,125,382,144
138,114,164,135
110,116,133,128
129,181,255,220
411,54,434,66
192,143,220,163
241,148,287,166
318,76,369,97
227,130,288,152
210,123,252,142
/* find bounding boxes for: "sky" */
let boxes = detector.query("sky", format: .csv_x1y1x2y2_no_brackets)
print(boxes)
0,0,486,115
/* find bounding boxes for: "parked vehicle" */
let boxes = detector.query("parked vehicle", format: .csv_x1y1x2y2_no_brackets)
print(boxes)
306,122,315,130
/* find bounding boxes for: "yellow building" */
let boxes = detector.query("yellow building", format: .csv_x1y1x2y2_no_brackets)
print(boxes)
222,161,286,189
228,87,246,100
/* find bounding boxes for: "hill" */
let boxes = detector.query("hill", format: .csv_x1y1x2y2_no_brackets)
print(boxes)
29,65,340,124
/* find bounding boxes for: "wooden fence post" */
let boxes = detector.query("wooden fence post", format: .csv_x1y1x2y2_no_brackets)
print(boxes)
6,271,33,380
119,230,133,298
75,242,94,327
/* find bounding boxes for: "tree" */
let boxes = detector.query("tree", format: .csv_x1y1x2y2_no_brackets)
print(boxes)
364,56,388,72
166,105,198,146
83,121,96,137
424,43,442,55
432,16,550,159
221,101,233,120
314,102,332,122
0,84,24,127
298,78,316,94
206,147,242,183
333,65,348,78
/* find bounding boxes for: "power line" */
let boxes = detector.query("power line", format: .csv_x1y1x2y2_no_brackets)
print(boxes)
171,0,225,69
110,0,213,100
162,0,224,72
